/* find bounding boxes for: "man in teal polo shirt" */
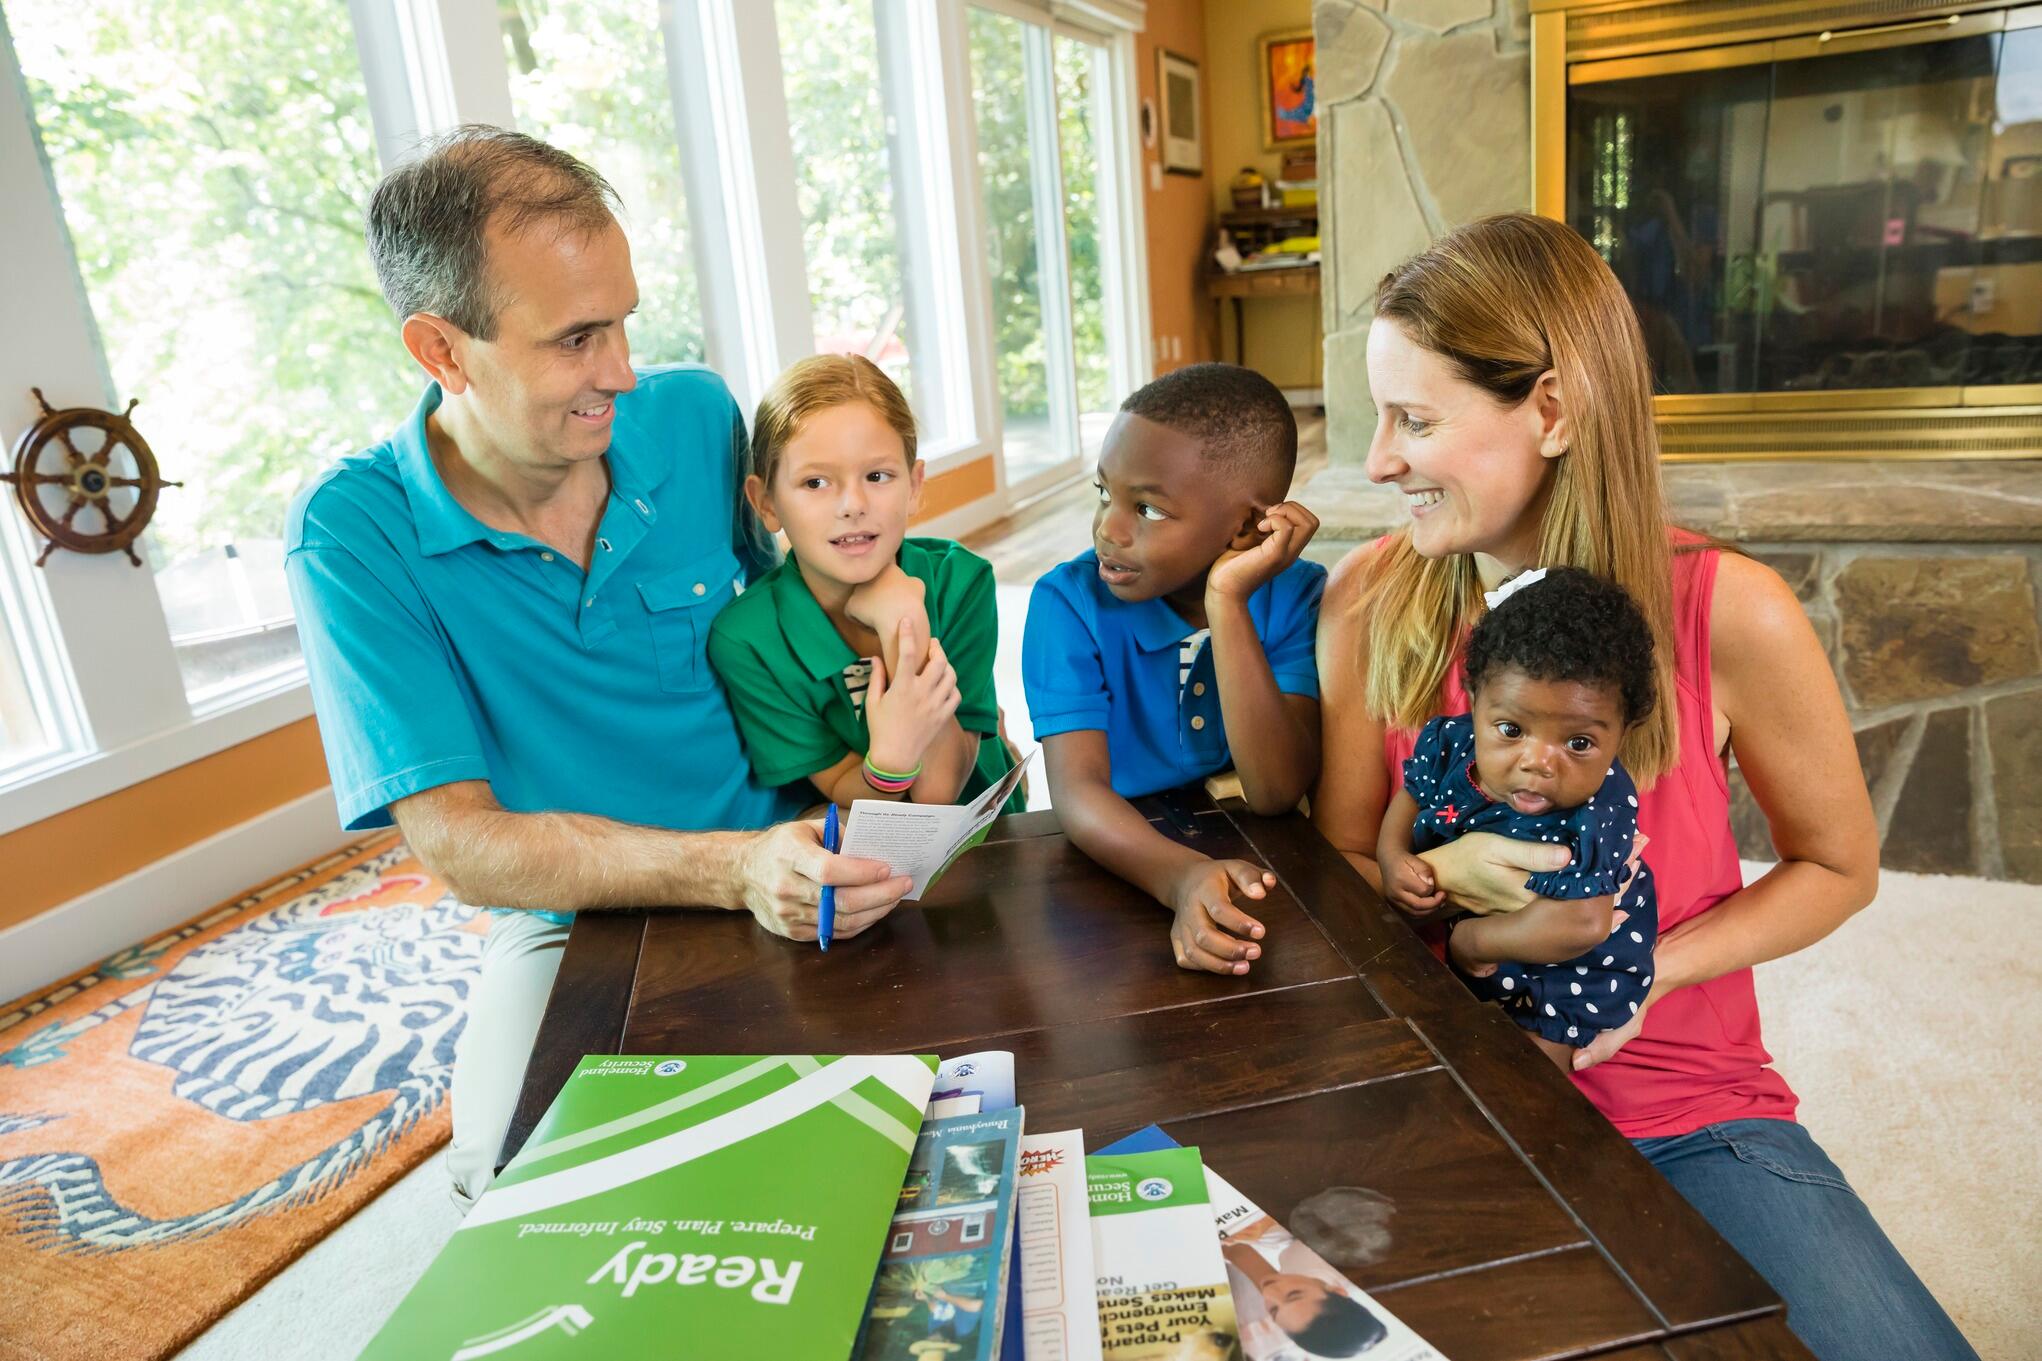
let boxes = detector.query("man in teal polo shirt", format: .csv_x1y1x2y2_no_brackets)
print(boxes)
285,128,911,1206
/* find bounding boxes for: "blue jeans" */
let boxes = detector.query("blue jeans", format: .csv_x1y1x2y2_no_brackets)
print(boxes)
1634,1119,1978,1361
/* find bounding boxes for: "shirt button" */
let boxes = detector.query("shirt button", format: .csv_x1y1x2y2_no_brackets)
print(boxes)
1190,715,1206,731
692,582,706,596
1192,682,1206,696
585,597,596,608
540,552,554,562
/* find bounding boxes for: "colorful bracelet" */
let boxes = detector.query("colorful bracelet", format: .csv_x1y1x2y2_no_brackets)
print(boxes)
862,758,921,793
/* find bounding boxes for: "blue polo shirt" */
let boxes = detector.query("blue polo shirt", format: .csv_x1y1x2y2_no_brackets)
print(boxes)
1021,550,1327,798
285,365,804,916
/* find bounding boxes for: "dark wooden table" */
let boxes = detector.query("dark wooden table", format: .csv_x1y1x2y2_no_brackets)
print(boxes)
503,791,1811,1361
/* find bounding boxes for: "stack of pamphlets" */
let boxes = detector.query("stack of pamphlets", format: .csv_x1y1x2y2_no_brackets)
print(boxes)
358,1054,938,1359
362,1051,1444,1360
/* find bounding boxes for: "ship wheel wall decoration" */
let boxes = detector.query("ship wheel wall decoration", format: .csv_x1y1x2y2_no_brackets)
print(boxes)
1,388,179,566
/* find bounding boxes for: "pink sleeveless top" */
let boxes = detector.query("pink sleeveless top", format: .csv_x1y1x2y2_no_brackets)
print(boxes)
1382,540,1799,1138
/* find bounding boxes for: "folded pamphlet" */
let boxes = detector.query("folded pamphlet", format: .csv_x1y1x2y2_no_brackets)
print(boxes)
1086,1146,1239,1359
838,750,1035,899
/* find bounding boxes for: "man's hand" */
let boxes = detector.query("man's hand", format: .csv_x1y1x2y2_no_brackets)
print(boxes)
1381,849,1446,916
1206,501,1320,605
845,565,929,675
737,819,912,942
864,620,960,775
1418,831,1573,917
1167,858,1272,975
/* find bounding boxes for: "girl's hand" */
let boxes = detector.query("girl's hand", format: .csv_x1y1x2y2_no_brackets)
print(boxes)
1206,501,1320,605
1417,831,1573,917
863,620,959,775
845,565,929,674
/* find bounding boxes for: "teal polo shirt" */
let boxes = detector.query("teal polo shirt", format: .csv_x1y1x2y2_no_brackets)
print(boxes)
285,365,804,918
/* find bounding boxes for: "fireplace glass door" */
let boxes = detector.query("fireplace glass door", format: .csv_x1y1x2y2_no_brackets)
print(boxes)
1569,15,2042,399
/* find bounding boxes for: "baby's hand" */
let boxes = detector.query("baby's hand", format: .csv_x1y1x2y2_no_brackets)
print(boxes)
1382,851,1446,916
1167,858,1271,975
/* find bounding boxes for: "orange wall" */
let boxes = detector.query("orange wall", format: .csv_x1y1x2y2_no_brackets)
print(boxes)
913,454,997,522
1137,0,1215,373
0,717,330,929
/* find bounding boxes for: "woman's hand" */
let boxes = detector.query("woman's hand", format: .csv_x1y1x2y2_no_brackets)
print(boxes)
1571,915,1685,1071
1416,831,1573,916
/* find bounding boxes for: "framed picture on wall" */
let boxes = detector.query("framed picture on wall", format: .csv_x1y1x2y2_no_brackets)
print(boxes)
1158,48,1202,175
1259,28,1316,151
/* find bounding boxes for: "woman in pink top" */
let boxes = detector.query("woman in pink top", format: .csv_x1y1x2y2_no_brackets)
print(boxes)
1313,215,1974,1361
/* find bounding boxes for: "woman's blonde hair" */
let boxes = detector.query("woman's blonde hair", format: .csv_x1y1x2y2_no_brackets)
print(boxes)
751,353,917,489
1357,213,1680,785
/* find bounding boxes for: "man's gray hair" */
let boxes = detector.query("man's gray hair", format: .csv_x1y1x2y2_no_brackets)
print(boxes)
366,125,621,340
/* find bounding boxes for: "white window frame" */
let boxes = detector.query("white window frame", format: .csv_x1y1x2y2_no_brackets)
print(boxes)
0,0,1149,833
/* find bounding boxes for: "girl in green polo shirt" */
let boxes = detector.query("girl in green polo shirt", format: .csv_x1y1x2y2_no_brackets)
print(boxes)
706,354,1022,813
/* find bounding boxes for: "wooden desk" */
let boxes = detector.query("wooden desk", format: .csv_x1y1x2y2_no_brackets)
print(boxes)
503,792,1809,1361
1208,264,1320,370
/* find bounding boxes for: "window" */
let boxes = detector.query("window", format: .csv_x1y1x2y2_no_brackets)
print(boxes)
1054,32,1123,461
0,0,1147,820
501,0,706,364
776,0,914,401
968,8,1133,496
10,0,411,705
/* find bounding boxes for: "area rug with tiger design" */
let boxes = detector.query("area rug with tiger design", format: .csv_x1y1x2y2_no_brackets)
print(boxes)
0,833,484,1361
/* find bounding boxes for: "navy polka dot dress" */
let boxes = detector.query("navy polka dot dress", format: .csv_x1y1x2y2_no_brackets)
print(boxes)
1404,713,1658,1047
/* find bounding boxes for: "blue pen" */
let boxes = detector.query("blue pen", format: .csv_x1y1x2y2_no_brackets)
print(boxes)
818,803,839,952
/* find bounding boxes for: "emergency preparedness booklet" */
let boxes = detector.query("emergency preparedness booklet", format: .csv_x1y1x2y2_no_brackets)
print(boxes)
358,1054,938,1360
1085,1146,1239,1359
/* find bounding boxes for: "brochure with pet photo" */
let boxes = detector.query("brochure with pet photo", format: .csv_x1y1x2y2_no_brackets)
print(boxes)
1086,1146,1239,1359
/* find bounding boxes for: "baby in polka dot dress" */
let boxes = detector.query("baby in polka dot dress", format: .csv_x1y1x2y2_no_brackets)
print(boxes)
1377,566,1658,1072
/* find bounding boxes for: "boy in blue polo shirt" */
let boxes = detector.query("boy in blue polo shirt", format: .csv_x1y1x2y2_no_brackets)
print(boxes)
1023,363,1325,977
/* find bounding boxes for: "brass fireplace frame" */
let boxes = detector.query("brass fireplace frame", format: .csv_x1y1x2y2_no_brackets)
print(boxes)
1528,0,2042,461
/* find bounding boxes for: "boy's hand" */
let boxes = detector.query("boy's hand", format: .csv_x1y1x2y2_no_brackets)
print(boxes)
1382,850,1447,916
863,620,960,775
1206,501,1320,604
1167,858,1272,975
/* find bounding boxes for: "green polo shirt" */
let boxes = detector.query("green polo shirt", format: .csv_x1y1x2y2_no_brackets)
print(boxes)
707,536,1021,811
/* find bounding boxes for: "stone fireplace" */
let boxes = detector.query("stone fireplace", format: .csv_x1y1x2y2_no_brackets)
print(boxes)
1309,0,2042,881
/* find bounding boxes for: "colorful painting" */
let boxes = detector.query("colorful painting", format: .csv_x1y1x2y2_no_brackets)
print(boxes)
1260,29,1317,151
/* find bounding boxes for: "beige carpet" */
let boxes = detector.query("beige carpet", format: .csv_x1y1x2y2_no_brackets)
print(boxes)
1750,860,2039,1361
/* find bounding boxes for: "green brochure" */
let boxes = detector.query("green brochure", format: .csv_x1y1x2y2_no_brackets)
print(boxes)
1086,1146,1239,1359
359,1054,939,1361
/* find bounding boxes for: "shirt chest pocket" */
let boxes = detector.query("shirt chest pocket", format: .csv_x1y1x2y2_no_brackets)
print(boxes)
637,550,742,693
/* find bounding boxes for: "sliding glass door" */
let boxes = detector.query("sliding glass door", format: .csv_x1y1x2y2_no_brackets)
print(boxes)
968,7,1131,502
